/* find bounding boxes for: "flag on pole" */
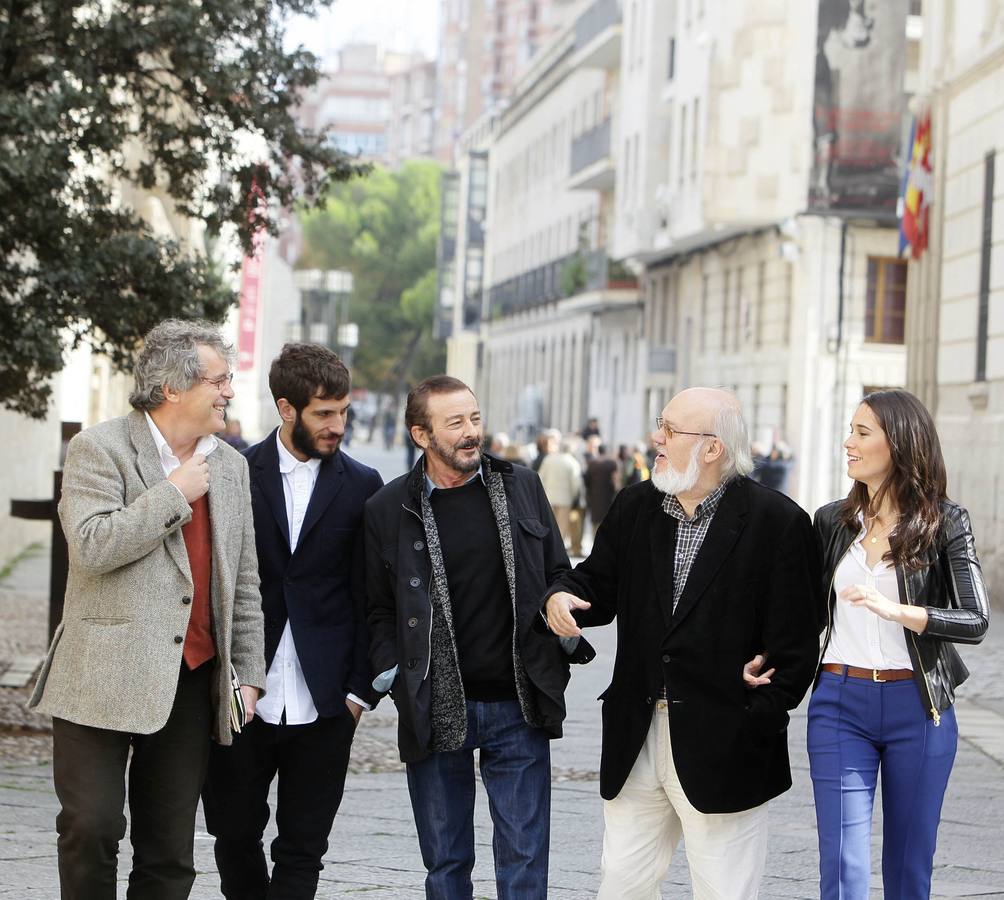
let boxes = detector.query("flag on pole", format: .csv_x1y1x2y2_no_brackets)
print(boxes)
899,110,932,259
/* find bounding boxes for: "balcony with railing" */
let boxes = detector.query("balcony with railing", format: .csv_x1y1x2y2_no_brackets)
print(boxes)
487,250,638,320
568,118,615,191
571,0,622,70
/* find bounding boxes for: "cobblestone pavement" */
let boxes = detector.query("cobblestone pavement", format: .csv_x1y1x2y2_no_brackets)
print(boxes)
2,441,1002,898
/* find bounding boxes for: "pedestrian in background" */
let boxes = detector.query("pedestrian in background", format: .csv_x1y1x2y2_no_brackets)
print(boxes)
531,428,556,472
751,440,795,494
546,388,820,899
584,443,620,534
580,416,601,441
29,319,265,898
364,375,593,899
201,343,383,899
221,417,249,452
382,409,396,451
807,389,989,899
537,435,585,556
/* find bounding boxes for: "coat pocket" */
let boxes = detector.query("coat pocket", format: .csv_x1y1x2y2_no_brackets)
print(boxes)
81,616,132,626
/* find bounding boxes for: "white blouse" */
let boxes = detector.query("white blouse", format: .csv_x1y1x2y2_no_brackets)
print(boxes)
822,528,913,671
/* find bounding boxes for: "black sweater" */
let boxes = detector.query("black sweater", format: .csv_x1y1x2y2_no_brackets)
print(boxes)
430,477,516,700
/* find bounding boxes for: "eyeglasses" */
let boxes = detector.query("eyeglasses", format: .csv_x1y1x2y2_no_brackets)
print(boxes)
655,417,717,440
200,371,234,390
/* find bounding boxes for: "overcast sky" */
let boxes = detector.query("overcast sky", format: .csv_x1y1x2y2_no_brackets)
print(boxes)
284,0,440,65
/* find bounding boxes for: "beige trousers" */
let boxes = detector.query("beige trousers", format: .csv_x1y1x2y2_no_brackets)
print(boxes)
597,701,769,899
551,504,583,556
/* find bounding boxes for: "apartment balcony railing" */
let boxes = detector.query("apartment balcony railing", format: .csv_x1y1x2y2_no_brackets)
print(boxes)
488,251,638,320
488,254,573,319
570,118,612,178
574,0,621,52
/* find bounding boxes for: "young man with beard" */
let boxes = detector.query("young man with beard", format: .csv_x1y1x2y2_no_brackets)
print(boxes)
545,387,821,899
201,343,383,899
364,375,593,899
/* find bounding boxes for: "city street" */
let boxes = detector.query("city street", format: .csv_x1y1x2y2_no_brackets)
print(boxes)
0,439,1002,898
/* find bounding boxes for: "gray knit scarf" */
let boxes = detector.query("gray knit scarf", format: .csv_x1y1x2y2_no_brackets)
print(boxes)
419,456,542,752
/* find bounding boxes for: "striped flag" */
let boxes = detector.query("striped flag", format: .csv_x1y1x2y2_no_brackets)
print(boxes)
899,110,933,259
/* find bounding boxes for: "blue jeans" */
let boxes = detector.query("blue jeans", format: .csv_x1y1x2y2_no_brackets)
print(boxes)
808,670,958,900
406,700,551,900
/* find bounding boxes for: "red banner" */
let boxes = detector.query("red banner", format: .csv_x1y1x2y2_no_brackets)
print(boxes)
238,179,268,372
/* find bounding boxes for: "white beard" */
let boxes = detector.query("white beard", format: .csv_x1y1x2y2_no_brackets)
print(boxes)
651,441,702,496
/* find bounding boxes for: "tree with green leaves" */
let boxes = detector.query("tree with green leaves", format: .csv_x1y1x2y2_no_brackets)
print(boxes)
0,0,363,418
298,161,446,412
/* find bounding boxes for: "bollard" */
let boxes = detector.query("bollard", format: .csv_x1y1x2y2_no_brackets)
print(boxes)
9,422,80,641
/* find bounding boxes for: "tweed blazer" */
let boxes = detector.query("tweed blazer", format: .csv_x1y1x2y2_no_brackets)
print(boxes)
28,410,266,744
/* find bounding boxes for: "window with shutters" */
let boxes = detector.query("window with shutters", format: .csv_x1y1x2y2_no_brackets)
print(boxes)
865,257,907,344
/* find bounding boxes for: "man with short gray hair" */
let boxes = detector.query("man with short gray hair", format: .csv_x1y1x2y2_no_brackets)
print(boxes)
30,318,266,899
545,387,821,899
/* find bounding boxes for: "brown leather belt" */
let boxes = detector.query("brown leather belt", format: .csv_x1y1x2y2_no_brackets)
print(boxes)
821,663,913,683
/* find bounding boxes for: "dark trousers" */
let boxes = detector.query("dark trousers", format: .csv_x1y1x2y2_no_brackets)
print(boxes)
201,711,356,900
52,661,214,900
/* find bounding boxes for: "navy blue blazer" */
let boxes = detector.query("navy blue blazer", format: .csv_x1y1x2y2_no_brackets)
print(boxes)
245,430,384,717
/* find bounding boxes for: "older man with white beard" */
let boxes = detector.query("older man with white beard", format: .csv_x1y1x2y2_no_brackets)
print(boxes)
545,387,821,899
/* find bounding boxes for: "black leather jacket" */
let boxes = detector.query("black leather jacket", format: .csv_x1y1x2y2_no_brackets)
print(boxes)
813,499,990,723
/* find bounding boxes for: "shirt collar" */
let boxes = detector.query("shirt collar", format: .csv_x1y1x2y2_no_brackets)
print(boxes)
144,412,218,463
275,428,321,475
424,463,486,497
662,478,730,524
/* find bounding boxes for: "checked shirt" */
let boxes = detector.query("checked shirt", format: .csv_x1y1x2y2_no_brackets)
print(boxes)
662,479,730,613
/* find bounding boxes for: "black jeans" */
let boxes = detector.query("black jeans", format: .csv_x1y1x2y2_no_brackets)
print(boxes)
201,711,356,899
52,661,214,900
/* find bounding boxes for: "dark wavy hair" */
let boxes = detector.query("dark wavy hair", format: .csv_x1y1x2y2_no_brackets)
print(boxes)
838,389,947,570
268,342,350,412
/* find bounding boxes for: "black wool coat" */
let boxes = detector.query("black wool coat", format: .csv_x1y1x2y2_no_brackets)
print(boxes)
245,432,384,716
550,476,822,813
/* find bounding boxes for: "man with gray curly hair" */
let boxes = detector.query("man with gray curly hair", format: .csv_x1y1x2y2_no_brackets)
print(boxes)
30,318,266,899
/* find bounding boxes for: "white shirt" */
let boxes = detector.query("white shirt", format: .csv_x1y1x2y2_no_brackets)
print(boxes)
144,413,218,482
823,526,913,670
256,430,369,725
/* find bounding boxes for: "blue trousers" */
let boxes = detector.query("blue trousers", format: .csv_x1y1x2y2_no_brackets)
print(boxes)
808,670,958,900
406,700,551,900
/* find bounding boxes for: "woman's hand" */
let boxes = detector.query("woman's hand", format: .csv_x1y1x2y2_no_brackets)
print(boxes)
839,583,929,633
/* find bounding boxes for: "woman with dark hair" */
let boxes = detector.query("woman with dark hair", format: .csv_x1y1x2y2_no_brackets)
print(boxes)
810,389,990,899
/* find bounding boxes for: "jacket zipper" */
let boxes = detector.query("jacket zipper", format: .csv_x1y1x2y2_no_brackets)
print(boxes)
903,569,940,726
815,546,849,679
403,501,434,681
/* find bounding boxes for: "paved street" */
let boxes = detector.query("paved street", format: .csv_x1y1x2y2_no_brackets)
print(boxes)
1,438,1002,898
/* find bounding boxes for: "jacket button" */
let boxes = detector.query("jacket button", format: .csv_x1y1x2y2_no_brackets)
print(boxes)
407,658,418,669
182,596,191,605
174,635,183,644
662,654,671,663
645,696,653,705
413,540,425,551
409,576,421,588
408,617,418,627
